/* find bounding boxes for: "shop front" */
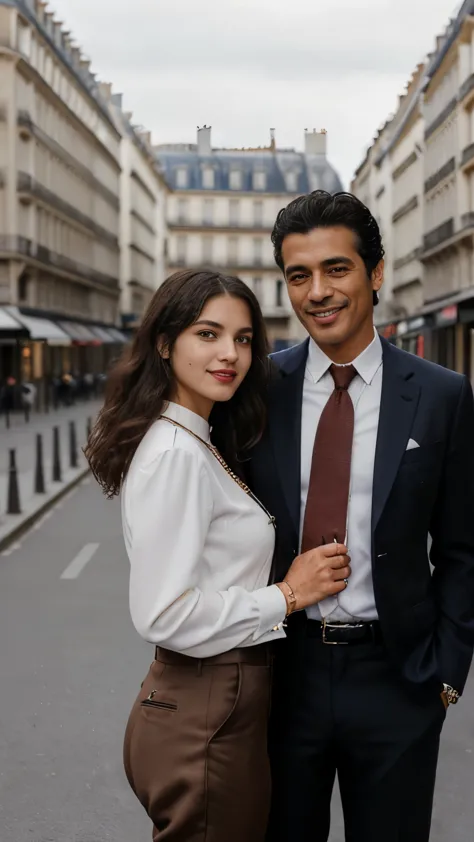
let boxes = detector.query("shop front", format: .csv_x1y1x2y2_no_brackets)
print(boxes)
396,315,433,360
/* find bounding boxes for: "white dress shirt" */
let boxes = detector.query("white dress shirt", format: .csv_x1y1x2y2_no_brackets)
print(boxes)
121,401,287,658
301,330,383,622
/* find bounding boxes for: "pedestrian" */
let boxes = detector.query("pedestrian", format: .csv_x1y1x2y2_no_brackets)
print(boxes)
20,380,36,420
84,269,351,842
247,190,474,842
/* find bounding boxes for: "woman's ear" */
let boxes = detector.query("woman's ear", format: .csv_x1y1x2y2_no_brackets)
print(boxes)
157,337,170,360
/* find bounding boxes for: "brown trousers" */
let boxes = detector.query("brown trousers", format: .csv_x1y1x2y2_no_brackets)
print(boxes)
123,645,273,842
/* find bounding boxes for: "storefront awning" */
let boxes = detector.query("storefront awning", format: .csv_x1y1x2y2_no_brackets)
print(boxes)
6,306,71,346
57,321,102,345
106,327,129,343
0,307,26,333
90,326,116,344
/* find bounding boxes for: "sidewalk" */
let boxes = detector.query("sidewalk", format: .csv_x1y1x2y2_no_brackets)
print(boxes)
0,400,102,549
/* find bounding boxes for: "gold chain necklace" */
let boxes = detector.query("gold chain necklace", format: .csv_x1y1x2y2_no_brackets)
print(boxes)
159,415,276,527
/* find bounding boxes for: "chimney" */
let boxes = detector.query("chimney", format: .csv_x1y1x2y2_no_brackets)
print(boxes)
98,82,113,101
304,128,327,156
112,93,123,109
197,125,212,156
270,128,276,151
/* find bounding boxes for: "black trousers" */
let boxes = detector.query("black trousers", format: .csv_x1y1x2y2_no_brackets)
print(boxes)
266,619,446,842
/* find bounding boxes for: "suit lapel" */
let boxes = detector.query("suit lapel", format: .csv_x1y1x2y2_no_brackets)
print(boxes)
269,341,308,543
372,340,420,531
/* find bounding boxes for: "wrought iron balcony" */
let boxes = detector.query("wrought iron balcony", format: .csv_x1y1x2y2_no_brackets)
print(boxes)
422,218,454,253
424,158,455,194
461,143,474,169
0,235,119,291
460,73,474,103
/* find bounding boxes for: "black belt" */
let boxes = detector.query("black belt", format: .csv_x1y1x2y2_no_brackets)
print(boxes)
306,618,382,645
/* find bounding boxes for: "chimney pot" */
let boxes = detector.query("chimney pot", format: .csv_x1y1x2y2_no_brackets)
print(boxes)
197,125,212,156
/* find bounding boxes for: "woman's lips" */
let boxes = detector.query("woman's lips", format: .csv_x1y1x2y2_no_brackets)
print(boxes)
208,371,237,383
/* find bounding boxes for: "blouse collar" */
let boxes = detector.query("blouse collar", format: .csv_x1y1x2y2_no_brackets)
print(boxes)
161,401,211,443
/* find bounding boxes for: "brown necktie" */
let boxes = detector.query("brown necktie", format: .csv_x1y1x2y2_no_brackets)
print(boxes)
301,364,357,552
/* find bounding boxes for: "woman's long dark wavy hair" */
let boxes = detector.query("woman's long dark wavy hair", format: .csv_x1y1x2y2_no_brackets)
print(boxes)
84,270,270,498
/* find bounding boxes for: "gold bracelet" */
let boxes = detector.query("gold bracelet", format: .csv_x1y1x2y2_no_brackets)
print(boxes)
279,580,297,616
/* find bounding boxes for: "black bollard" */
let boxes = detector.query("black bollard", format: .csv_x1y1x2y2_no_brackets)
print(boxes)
24,405,30,423
5,410,10,430
52,426,62,483
7,449,21,515
34,433,46,494
69,420,78,468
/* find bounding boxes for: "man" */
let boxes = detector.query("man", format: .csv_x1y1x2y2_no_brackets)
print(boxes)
248,190,474,842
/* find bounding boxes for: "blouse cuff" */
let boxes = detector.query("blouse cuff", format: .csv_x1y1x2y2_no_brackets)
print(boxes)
253,584,288,637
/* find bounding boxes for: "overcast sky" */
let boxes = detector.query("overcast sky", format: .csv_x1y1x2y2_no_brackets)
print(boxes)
50,0,461,187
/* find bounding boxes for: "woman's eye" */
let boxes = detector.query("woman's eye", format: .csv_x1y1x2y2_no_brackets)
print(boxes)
198,330,216,339
236,336,252,344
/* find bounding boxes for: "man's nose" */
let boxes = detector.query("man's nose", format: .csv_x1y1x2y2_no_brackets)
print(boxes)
308,272,331,302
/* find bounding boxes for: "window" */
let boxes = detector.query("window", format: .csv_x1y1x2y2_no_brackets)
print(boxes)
253,277,262,302
176,167,188,189
253,200,263,227
177,235,187,265
202,167,215,189
276,279,284,308
18,273,29,303
253,238,263,266
202,236,214,264
227,236,238,265
203,199,214,225
253,171,266,191
229,199,240,226
177,198,188,224
17,23,32,58
229,169,242,190
285,171,298,192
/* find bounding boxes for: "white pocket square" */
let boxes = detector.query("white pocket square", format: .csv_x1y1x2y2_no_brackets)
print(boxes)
406,438,420,451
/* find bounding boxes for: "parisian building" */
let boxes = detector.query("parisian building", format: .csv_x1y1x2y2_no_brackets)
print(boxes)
0,0,164,404
155,126,343,350
352,0,474,382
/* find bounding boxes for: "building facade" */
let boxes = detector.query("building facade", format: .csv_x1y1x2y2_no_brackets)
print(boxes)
0,0,128,400
110,98,168,331
351,1,474,383
156,126,343,349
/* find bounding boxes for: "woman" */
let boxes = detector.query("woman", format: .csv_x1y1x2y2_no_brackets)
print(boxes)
85,270,350,842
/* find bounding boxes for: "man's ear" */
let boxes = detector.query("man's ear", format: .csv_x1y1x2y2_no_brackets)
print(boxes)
371,259,384,295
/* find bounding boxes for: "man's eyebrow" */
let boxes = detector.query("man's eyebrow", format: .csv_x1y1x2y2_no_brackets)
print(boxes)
285,264,310,275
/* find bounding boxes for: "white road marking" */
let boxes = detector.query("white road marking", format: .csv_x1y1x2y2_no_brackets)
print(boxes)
1,542,22,557
60,543,100,580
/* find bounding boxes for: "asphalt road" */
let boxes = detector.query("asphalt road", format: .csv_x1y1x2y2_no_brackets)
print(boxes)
0,479,473,842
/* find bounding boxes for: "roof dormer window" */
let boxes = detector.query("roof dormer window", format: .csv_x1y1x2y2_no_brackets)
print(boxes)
202,167,215,189
253,170,266,191
176,167,188,189
285,170,298,192
229,169,242,191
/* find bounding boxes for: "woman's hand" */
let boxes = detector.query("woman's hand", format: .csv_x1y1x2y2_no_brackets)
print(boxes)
277,543,351,613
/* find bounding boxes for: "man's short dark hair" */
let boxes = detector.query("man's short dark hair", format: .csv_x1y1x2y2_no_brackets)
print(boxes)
272,190,385,306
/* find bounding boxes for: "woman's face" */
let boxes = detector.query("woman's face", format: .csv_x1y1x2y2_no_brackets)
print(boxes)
165,293,254,419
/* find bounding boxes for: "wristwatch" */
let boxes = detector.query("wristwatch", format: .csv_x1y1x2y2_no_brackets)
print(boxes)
442,683,460,705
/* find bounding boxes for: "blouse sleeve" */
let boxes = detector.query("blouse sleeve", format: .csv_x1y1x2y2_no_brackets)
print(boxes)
128,447,287,657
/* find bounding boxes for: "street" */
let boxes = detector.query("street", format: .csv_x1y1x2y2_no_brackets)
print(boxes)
0,479,473,842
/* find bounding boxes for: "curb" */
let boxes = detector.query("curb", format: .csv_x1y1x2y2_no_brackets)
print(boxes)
0,466,91,553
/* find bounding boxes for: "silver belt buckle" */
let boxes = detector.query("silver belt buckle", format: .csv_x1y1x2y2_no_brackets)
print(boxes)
322,618,349,645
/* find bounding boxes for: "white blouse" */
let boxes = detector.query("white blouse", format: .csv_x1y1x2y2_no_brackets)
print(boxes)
121,401,287,658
